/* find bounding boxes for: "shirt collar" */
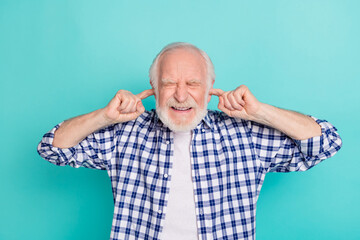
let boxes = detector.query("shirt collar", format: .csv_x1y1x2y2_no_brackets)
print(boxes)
201,111,213,130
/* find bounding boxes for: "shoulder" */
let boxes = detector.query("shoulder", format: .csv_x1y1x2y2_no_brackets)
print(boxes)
95,110,156,135
206,110,250,132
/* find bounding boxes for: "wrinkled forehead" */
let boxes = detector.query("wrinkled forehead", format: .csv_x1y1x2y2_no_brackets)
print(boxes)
158,48,207,80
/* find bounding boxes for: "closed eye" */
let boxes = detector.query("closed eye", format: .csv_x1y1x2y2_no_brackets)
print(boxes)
187,80,201,87
161,79,176,87
163,82,176,87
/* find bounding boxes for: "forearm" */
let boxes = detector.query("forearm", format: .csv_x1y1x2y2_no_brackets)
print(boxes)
52,108,110,148
252,103,322,140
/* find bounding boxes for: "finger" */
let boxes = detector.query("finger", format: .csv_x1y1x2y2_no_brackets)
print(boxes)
136,101,145,113
228,92,242,111
233,89,246,106
238,98,245,106
218,96,225,111
218,97,231,116
119,102,144,122
121,99,137,113
121,111,141,121
223,93,235,111
137,89,155,100
118,97,130,111
209,88,225,96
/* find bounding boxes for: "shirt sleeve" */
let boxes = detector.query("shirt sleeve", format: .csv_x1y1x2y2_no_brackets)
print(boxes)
37,122,118,170
248,116,342,173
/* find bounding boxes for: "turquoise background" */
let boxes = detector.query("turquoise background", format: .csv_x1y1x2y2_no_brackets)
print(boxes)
1,0,359,239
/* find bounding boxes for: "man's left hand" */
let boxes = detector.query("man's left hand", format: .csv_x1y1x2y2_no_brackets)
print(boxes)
209,85,261,121
210,85,322,140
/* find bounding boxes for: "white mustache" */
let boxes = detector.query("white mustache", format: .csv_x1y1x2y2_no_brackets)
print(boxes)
166,97,197,109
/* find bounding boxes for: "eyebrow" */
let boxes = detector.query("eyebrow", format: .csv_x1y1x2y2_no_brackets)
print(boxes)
161,78,176,84
188,79,201,84
160,78,202,84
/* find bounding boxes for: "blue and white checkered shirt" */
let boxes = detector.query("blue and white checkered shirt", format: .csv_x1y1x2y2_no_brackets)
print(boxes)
37,110,342,240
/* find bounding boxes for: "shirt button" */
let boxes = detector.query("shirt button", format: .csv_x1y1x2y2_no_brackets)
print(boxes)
164,174,168,178
158,210,162,214
166,140,170,144
201,129,205,133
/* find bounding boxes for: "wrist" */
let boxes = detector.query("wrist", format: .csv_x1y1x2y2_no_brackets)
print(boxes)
95,108,115,128
249,102,270,124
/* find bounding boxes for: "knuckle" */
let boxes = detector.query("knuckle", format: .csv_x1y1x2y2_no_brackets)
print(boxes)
237,85,248,91
117,89,125,95
117,90,132,96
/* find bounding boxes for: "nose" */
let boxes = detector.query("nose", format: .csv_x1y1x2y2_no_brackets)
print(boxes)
174,84,189,103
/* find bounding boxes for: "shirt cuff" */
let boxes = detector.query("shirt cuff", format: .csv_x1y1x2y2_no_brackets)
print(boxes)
38,121,77,164
292,116,334,157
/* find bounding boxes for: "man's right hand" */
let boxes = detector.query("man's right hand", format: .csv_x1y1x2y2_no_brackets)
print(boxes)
102,89,155,125
52,89,154,149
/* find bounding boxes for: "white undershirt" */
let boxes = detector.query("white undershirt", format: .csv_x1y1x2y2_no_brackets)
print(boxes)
160,131,199,240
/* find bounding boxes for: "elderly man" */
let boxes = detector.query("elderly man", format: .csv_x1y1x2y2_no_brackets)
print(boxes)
38,42,342,240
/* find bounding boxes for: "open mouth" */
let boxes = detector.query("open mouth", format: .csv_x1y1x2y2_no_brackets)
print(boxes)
171,106,192,111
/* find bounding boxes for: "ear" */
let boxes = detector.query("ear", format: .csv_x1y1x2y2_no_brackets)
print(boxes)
207,79,215,103
150,80,157,100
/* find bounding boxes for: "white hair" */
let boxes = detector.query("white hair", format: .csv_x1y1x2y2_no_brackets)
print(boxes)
149,42,216,90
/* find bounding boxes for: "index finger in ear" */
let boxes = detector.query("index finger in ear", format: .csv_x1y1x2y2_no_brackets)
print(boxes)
137,89,155,100
209,88,225,96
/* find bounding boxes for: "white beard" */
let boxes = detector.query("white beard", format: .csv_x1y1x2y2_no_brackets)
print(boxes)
156,95,208,132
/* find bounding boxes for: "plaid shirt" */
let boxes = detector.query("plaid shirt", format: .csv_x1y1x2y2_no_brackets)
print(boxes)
37,110,342,240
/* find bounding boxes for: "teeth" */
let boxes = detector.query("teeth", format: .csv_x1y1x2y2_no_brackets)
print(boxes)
173,107,191,110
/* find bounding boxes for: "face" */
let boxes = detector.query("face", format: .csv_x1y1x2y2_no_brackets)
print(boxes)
154,48,213,132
